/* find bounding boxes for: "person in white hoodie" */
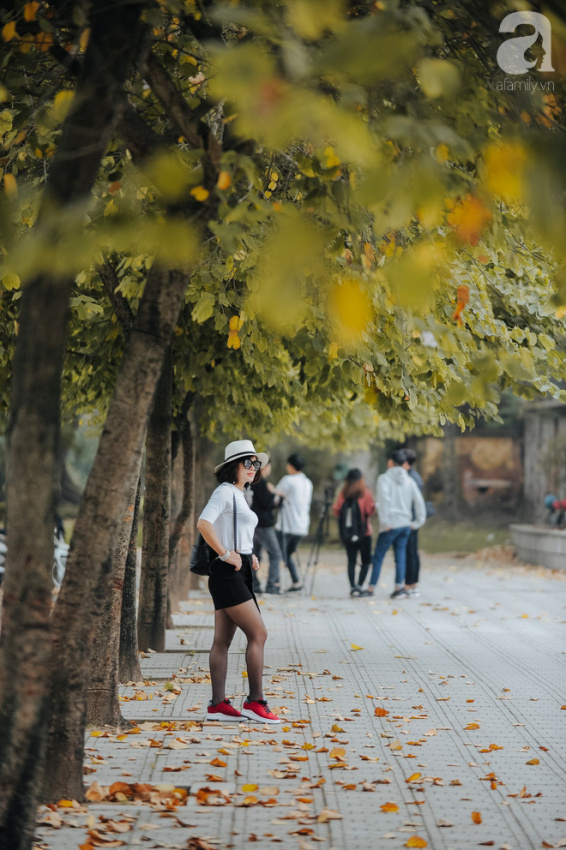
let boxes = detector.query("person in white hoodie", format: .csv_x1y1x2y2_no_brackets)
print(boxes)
363,448,426,599
275,453,313,592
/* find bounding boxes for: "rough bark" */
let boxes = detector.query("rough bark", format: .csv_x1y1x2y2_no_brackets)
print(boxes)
0,3,147,847
168,406,196,611
119,476,143,684
442,422,459,520
86,460,142,727
41,266,190,804
138,350,173,653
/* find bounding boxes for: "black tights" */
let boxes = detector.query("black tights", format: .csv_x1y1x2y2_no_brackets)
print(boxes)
345,535,372,588
209,599,267,704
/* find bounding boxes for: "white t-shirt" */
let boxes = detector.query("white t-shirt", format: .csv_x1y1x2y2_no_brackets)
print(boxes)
275,472,313,536
199,483,258,554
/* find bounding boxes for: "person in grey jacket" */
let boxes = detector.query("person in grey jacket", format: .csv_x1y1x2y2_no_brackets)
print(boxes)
404,448,424,597
362,448,426,599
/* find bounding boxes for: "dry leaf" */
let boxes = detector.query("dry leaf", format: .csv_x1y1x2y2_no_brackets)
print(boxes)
471,811,482,824
380,802,399,813
405,838,427,848
526,758,540,765
317,808,342,823
350,644,364,651
374,708,390,717
464,723,480,730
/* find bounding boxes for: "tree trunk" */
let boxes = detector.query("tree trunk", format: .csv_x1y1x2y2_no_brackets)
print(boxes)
41,266,190,805
169,410,196,609
138,350,172,652
0,4,148,847
442,422,459,520
87,460,142,726
119,476,143,684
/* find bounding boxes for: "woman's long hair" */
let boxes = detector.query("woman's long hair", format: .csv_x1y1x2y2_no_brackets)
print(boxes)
341,468,365,500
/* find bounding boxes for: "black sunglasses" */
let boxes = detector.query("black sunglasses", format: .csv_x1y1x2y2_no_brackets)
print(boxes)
242,457,261,470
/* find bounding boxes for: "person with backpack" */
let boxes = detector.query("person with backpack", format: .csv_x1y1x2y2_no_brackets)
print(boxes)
333,469,376,597
362,448,426,599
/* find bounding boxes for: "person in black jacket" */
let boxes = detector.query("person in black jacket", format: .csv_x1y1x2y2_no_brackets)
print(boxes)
251,461,284,594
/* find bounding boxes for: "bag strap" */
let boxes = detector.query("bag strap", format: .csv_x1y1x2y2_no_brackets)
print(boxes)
233,493,238,551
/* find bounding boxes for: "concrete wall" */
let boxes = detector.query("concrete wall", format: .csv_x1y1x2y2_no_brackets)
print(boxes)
511,524,566,570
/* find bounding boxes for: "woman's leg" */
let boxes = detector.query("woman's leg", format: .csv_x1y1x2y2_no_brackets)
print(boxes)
210,609,238,705
224,598,268,702
285,534,302,584
345,541,357,587
357,536,372,586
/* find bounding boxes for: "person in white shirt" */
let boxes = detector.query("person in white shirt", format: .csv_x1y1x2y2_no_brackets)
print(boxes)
362,448,426,600
275,453,313,592
197,440,281,724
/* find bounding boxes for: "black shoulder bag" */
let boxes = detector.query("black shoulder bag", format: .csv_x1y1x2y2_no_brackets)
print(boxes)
190,493,237,576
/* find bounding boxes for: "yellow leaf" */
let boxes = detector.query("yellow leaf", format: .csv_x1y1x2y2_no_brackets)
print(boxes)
2,271,20,290
241,670,248,678
57,799,75,808
406,773,421,783
227,330,241,349
24,2,40,21
328,277,372,346
436,143,449,163
2,21,17,42
35,31,53,52
190,185,209,202
324,145,341,169
329,748,346,761
217,170,231,190
471,811,482,824
229,315,244,331
242,784,258,792
350,644,364,651
331,724,344,733
406,837,427,848
464,723,480,730
328,341,339,360
3,173,17,198
53,90,75,123
483,140,527,202
526,758,539,765
380,802,399,813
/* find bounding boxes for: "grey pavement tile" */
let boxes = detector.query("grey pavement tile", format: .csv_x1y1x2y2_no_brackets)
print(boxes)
34,551,566,850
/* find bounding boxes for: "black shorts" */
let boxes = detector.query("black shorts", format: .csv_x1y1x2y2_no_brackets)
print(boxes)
208,554,259,611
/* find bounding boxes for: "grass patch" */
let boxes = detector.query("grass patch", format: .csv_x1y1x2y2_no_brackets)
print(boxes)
420,519,512,554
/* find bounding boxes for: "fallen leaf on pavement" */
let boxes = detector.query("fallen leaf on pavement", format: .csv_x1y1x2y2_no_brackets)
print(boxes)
317,808,342,823
405,837,427,848
380,802,399,813
471,811,482,824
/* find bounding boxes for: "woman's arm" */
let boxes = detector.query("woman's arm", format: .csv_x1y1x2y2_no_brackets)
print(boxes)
196,518,242,570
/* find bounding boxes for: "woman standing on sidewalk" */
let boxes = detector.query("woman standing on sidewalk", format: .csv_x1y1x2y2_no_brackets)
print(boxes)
333,469,376,597
196,440,281,724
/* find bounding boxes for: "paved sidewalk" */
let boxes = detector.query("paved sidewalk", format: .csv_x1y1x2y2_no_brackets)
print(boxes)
34,550,566,850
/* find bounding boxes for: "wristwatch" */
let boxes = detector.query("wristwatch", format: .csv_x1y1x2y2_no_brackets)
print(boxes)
218,549,231,561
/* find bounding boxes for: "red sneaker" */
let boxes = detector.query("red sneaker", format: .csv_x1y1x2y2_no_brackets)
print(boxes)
207,698,243,721
241,699,281,724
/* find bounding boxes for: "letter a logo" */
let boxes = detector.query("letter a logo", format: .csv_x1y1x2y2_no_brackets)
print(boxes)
497,12,554,75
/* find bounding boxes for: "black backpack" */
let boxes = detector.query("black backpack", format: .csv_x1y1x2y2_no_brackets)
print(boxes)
339,497,364,544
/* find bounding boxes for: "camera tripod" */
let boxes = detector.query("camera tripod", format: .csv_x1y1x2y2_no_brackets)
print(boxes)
301,487,334,596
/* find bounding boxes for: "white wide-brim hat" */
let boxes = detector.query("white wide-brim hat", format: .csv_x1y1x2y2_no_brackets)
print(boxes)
214,439,270,473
